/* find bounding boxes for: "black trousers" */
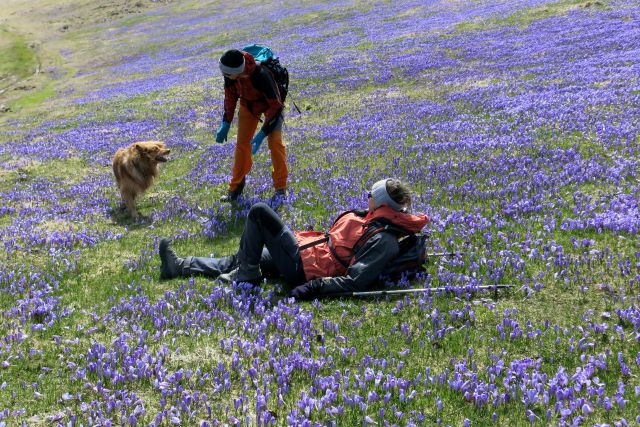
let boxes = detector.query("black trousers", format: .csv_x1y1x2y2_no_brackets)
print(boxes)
183,203,306,287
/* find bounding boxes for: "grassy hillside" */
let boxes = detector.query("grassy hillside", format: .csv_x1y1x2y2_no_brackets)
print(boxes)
0,0,638,425
0,27,38,82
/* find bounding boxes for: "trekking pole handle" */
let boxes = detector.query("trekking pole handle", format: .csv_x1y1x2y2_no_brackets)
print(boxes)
425,251,465,257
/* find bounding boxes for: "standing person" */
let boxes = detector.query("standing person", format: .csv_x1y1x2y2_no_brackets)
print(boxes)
215,48,287,202
158,178,430,300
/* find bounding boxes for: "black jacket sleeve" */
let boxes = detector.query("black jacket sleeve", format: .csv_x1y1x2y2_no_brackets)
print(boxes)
308,232,400,297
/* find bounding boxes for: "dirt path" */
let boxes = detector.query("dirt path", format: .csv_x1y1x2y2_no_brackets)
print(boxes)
0,0,173,113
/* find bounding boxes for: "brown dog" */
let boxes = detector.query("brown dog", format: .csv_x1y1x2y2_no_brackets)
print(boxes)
112,141,170,219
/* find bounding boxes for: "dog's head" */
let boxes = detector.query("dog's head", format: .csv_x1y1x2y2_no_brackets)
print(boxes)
135,141,170,163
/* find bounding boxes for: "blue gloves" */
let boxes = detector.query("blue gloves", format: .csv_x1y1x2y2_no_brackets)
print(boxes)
251,130,266,155
216,121,230,144
288,282,316,300
216,123,265,153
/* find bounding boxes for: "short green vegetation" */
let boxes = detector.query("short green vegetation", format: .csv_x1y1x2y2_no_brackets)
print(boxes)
0,26,39,82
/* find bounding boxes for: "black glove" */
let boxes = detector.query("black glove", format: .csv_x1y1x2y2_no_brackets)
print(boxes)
288,281,317,300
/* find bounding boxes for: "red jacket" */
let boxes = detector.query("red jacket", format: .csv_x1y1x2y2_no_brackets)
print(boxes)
222,51,283,135
295,206,430,281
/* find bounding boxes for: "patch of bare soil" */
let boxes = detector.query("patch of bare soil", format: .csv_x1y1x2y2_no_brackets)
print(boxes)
42,0,176,33
1,0,175,37
0,0,175,113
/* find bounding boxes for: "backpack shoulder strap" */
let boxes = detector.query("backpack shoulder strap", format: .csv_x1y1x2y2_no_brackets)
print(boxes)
348,218,415,265
351,220,407,254
367,217,413,236
299,234,329,251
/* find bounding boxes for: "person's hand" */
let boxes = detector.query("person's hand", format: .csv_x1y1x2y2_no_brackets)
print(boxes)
288,282,316,300
216,121,230,143
250,130,266,155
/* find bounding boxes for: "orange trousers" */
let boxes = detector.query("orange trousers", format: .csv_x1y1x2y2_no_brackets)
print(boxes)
230,105,288,192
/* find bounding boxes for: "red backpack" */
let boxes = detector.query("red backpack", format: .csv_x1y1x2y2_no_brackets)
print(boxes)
299,209,429,281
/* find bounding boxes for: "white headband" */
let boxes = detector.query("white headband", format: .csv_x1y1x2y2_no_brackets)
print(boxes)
370,178,403,211
219,57,245,75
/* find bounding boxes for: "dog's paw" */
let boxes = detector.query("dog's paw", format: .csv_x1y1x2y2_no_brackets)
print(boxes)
133,214,152,223
108,205,126,216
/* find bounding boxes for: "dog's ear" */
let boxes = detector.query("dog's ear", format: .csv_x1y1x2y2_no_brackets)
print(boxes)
135,143,144,153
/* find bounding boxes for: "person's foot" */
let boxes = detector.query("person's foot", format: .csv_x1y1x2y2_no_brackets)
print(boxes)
269,188,287,207
220,192,238,203
218,264,262,285
159,238,184,280
220,178,246,203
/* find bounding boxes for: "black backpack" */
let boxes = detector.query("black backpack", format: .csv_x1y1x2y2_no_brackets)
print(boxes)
357,217,428,281
241,44,290,103
380,231,428,281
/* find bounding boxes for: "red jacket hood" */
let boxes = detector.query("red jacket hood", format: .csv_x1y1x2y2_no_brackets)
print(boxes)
241,51,257,75
365,206,430,233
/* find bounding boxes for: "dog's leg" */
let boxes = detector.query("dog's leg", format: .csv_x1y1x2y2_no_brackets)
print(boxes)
122,189,139,219
115,187,127,212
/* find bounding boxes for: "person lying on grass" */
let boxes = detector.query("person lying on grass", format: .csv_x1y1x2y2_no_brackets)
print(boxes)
158,178,429,300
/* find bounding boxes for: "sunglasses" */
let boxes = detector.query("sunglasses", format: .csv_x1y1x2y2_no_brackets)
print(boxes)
367,193,372,199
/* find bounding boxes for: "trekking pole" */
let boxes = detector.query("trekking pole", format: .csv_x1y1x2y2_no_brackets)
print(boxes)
289,97,302,114
328,284,514,298
425,251,465,258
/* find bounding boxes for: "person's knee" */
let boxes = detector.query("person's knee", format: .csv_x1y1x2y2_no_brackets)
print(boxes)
267,131,283,146
248,202,270,220
248,202,283,235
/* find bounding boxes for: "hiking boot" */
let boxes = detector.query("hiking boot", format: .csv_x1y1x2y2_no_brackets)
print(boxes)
220,178,246,203
159,238,184,280
270,187,287,203
218,263,262,284
268,188,287,209
220,191,238,203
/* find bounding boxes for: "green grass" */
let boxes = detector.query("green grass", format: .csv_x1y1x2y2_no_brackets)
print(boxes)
9,81,56,110
4,157,91,183
0,26,38,81
0,0,638,425
0,28,76,112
